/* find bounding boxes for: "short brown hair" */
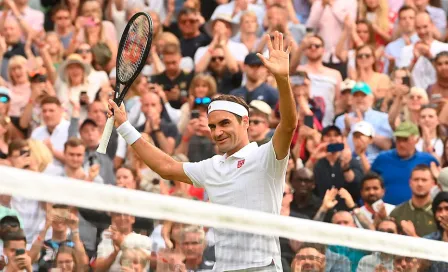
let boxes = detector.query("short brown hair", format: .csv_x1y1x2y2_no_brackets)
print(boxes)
3,229,26,248
64,137,84,151
297,242,326,255
162,43,181,56
40,96,61,107
211,94,250,123
8,139,28,157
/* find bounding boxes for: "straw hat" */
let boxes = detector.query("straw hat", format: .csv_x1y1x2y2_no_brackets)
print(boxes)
205,14,239,38
59,54,91,83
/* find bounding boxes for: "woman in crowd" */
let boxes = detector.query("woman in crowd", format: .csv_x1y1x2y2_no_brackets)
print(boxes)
358,0,395,45
177,73,217,134
116,166,140,190
28,139,53,172
5,56,31,118
353,45,390,104
389,85,429,130
416,105,444,160
54,245,84,272
233,11,260,52
45,32,65,71
120,249,149,272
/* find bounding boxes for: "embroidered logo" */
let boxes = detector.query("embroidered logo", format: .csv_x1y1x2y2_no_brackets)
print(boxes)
237,159,245,169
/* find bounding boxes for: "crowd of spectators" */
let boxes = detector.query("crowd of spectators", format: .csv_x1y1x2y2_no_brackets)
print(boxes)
0,0,448,271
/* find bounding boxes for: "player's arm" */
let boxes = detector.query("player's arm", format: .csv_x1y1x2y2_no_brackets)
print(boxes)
258,32,298,160
108,101,192,184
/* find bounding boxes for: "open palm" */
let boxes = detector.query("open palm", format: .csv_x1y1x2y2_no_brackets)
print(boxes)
257,31,291,77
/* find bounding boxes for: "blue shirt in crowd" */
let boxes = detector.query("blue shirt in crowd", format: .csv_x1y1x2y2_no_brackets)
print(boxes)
230,83,279,108
371,149,438,205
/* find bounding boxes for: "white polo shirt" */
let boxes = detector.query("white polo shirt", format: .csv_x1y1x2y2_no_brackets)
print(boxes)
183,141,287,272
31,119,70,166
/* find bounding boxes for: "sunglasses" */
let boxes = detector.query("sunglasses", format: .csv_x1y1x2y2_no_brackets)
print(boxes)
76,49,92,54
211,56,225,62
308,44,322,50
357,53,372,59
0,95,9,103
295,255,324,262
194,97,211,105
249,120,264,125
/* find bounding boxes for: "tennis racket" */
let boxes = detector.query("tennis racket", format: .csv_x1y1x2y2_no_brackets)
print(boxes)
97,12,153,154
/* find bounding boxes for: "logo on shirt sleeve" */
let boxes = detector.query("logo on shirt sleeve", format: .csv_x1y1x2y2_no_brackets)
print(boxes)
237,159,245,169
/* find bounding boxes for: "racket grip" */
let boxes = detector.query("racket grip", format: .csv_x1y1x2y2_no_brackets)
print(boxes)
97,116,115,154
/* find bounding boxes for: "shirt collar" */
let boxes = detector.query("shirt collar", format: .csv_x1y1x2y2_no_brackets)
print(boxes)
408,199,432,212
220,142,258,162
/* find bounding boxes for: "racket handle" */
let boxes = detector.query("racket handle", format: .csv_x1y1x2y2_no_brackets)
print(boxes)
97,116,115,154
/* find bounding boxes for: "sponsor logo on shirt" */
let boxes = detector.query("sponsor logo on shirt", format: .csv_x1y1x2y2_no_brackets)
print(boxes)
237,159,245,169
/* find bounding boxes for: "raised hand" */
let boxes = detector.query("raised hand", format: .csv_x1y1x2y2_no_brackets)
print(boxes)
338,188,356,209
322,187,338,211
401,220,418,237
257,31,291,78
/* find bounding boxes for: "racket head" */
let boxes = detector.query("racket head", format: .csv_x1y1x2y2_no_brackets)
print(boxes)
115,12,153,101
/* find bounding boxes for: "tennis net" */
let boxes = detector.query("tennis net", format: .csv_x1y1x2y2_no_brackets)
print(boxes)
1,165,447,272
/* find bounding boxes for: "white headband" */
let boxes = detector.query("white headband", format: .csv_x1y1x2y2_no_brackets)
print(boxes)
207,100,249,117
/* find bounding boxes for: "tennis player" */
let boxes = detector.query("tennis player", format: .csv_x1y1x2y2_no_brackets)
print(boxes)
108,32,297,272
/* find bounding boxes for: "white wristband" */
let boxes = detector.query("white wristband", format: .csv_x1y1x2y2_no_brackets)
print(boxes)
117,121,141,145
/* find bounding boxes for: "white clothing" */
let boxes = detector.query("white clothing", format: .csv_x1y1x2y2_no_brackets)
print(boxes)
31,120,70,166
183,141,287,271
308,73,338,127
194,40,249,64
210,1,265,27
416,137,444,158
359,203,395,224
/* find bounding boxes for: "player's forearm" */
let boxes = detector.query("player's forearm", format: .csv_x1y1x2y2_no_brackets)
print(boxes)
276,75,297,130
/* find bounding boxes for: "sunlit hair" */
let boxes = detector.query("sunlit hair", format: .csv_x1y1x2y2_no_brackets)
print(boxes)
356,19,376,46
189,73,217,98
28,139,53,172
358,0,390,32
240,11,258,26
7,55,28,85
120,248,149,268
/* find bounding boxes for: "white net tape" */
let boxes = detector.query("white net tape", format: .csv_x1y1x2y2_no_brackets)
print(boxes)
1,166,447,263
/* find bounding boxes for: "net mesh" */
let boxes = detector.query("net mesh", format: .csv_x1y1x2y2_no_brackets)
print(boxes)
1,166,447,272
118,14,150,83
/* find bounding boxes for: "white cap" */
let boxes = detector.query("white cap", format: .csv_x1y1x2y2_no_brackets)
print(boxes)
352,121,375,137
250,100,272,116
340,79,356,92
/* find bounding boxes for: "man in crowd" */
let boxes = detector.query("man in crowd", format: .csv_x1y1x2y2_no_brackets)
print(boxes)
179,225,215,271
0,18,25,80
2,230,32,272
371,122,438,205
291,243,326,272
31,96,69,165
178,8,211,59
335,82,393,160
390,164,438,237
289,168,322,220
230,53,279,108
248,100,273,145
351,121,376,172
409,0,446,37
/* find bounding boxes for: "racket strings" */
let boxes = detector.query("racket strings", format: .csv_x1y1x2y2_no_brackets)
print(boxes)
118,16,150,83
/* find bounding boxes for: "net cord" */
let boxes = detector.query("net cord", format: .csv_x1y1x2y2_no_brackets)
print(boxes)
0,166,447,262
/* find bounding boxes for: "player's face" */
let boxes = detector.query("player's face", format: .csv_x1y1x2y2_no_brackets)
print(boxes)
208,111,249,155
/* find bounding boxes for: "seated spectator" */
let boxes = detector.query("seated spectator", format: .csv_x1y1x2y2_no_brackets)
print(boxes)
151,43,195,109
289,168,322,220
248,100,273,145
356,218,398,271
371,121,438,205
291,243,327,272
335,82,393,161
390,164,438,237
230,53,279,108
358,172,395,225
31,96,69,165
409,0,446,38
309,126,363,209
351,121,376,172
179,225,215,271
399,12,448,90
2,229,32,272
95,213,152,272
393,255,420,272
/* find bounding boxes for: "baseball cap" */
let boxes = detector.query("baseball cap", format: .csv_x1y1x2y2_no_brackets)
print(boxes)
250,100,272,116
340,79,356,92
437,167,448,192
393,121,420,138
352,121,375,137
321,125,342,136
244,53,263,66
351,82,373,96
80,118,98,130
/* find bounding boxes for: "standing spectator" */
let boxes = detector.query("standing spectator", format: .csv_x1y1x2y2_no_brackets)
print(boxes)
6,56,31,118
0,0,44,31
264,4,305,44
31,96,69,165
232,11,260,52
306,0,357,64
1,230,33,272
388,85,428,130
399,12,448,90
0,19,25,80
297,35,342,126
416,105,444,160
358,0,396,45
210,0,265,26
390,164,438,237
195,14,248,64
152,44,195,109
51,4,76,50
335,82,393,160
384,5,418,73
248,100,273,145
230,53,279,108
178,8,211,59
350,121,376,171
409,0,446,38
371,121,439,205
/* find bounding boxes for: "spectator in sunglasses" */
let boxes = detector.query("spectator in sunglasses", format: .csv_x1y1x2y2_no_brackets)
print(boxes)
291,243,326,272
248,100,273,146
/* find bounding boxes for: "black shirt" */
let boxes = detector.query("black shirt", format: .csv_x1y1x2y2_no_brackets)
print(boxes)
151,70,195,109
181,33,211,59
313,157,363,210
208,69,243,95
290,194,322,219
137,120,179,149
